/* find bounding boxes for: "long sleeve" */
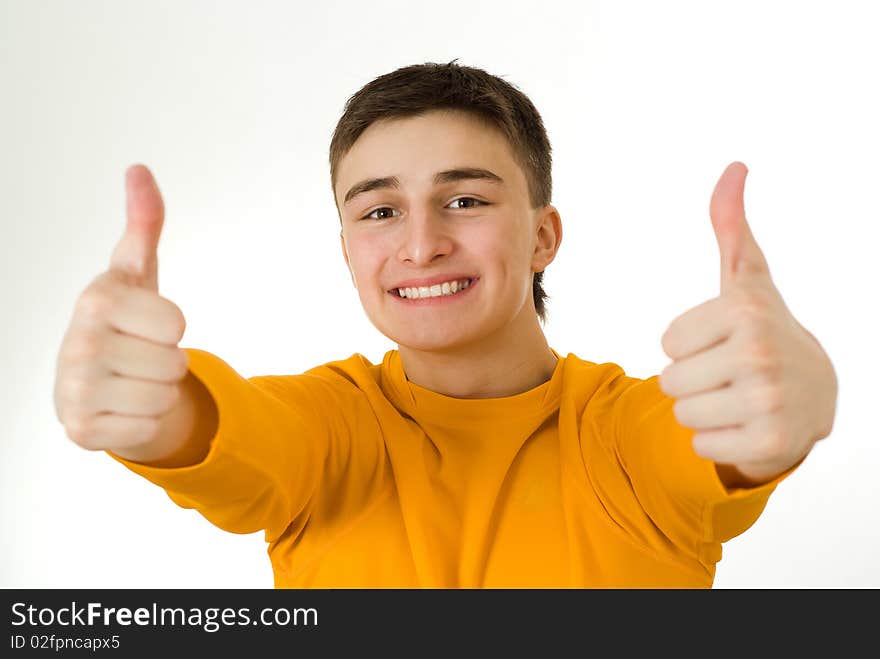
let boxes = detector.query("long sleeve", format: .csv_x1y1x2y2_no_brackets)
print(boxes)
611,374,796,566
108,348,333,543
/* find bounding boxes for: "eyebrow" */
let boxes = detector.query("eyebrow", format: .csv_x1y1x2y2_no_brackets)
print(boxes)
343,167,505,206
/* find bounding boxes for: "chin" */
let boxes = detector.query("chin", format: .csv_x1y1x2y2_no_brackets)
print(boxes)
376,320,483,353
397,336,468,353
394,330,471,352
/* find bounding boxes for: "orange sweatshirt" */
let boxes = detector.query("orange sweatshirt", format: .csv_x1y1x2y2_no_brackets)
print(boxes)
111,347,794,588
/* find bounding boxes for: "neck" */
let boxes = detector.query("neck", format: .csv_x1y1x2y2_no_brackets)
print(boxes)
397,306,558,399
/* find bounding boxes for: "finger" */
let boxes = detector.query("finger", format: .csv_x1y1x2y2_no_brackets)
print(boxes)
65,413,163,452
106,290,186,346
73,275,186,346
690,426,751,464
661,296,733,360
109,164,165,291
690,419,783,466
659,338,738,398
692,414,788,468
65,375,180,418
103,331,189,383
672,383,750,429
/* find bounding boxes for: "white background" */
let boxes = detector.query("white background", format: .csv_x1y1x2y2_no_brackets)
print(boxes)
2,0,878,588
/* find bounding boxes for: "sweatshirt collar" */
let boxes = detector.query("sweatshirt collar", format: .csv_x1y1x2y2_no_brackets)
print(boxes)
380,349,564,424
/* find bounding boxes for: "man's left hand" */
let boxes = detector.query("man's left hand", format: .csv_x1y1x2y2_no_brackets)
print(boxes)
659,161,838,487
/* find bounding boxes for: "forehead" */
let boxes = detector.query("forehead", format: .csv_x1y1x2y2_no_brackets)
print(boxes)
335,110,524,202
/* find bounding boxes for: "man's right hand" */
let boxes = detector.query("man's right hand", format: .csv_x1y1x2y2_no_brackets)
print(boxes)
54,164,192,458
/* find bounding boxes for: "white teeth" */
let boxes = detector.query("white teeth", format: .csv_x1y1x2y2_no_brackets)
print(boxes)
396,278,472,299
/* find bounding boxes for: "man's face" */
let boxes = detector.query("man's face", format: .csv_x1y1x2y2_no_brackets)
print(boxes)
335,109,559,352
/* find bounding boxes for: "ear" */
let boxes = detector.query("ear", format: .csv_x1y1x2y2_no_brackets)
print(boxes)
531,205,563,272
339,231,358,289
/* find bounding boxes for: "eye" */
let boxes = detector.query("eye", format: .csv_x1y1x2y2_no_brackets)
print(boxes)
447,197,485,210
360,197,486,221
362,207,401,221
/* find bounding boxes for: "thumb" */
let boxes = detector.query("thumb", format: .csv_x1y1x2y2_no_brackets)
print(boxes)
109,164,165,291
709,161,768,294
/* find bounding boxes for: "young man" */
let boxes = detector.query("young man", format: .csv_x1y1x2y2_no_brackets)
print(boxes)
53,61,838,588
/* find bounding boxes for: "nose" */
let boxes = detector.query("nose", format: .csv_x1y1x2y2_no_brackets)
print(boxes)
397,207,453,267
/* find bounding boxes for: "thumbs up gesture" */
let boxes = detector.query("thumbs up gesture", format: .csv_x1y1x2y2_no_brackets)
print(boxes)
53,165,190,457
109,164,166,291
658,162,838,487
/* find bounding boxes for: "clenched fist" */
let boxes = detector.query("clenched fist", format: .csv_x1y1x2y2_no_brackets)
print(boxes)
659,162,837,487
53,165,194,462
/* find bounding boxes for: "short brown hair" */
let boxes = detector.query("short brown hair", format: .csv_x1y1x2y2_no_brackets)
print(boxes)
329,59,554,323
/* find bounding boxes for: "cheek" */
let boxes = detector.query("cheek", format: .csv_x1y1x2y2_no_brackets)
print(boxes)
471,224,531,277
344,234,387,290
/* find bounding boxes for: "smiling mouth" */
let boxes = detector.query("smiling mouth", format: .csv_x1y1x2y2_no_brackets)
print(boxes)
390,277,477,301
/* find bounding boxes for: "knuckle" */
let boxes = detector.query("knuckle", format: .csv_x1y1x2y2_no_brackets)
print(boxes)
746,384,785,416
64,417,92,446
756,428,788,462
77,288,116,321
752,347,781,379
162,384,181,411
659,368,676,396
739,338,779,379
175,351,191,380
672,399,687,425
661,331,675,357
170,303,187,342
68,335,103,363
63,377,93,404
763,387,785,414
52,388,64,422
729,290,763,324
135,417,161,443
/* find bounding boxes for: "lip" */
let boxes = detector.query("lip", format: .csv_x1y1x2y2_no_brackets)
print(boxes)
388,273,477,291
389,276,479,305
